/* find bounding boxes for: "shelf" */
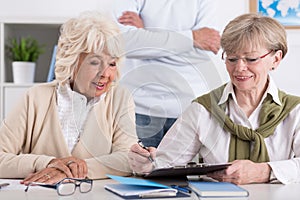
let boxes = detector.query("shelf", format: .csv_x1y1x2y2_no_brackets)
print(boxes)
0,20,61,120
3,23,61,83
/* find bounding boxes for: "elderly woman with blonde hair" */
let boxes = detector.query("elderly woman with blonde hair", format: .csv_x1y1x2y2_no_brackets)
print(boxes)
0,11,137,184
129,13,300,185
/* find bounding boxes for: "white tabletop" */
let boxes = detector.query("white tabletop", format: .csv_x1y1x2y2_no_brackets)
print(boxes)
1,178,300,200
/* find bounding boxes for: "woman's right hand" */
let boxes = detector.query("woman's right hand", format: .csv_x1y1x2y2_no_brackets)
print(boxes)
21,157,87,185
128,143,156,174
21,167,67,185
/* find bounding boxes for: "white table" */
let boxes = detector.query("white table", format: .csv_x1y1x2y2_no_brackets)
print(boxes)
1,178,300,200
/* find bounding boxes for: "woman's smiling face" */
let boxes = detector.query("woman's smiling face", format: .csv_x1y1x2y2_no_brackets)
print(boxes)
225,47,281,94
72,52,117,100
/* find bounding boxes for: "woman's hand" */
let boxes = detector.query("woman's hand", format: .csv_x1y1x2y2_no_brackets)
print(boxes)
21,167,67,185
128,144,156,174
21,156,88,185
207,160,271,185
47,157,88,179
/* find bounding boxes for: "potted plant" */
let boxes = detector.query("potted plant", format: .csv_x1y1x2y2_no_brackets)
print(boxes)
6,36,45,83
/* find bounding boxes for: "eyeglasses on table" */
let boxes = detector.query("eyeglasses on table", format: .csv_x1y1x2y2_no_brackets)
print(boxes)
25,177,93,196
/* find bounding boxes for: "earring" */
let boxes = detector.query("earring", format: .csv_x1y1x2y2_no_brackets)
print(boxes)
272,67,275,70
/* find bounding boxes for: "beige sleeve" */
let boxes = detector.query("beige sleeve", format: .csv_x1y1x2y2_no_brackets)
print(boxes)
0,90,55,178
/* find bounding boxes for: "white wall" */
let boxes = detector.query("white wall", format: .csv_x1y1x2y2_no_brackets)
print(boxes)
0,0,112,21
272,30,300,96
1,0,299,95
210,0,250,84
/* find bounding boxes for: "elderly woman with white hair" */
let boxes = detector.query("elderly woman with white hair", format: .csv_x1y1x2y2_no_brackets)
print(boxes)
0,11,137,184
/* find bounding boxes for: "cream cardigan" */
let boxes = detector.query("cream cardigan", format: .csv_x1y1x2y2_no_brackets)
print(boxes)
0,81,137,179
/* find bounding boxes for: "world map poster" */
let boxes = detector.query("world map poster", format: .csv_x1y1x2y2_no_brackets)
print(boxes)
254,0,300,27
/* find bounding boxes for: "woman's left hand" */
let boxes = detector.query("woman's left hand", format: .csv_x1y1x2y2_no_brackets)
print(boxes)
207,160,271,185
47,156,88,179
21,167,67,185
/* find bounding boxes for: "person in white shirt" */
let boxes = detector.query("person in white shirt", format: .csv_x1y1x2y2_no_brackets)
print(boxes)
110,0,222,147
128,13,300,185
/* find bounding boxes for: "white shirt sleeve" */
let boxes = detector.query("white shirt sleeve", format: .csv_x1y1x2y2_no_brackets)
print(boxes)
268,111,300,184
108,0,195,59
122,28,194,59
155,103,202,168
268,158,300,184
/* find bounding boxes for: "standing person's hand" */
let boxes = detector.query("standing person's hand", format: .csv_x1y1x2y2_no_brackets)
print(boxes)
192,27,221,54
128,143,156,174
207,160,271,185
118,11,144,28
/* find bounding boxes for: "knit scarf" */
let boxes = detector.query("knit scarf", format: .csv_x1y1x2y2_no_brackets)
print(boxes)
194,84,300,162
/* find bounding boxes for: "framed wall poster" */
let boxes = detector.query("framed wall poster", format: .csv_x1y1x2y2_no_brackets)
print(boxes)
249,0,300,29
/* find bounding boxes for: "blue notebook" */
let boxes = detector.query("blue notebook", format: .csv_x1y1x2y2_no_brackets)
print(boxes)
188,181,249,198
105,175,189,199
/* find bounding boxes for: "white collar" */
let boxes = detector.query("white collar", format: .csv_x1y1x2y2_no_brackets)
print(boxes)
218,75,281,106
57,81,106,106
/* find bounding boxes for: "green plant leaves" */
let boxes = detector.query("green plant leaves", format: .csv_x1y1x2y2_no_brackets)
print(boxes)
6,36,45,62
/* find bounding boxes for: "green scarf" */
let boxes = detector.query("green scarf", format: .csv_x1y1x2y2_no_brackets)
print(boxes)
194,84,300,163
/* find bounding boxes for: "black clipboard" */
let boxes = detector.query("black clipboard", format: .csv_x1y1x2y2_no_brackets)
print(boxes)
144,163,231,178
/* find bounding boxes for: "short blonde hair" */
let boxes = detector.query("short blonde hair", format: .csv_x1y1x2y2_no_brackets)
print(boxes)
55,11,124,82
221,13,287,58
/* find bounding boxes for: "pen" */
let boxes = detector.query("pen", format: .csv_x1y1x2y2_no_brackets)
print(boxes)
0,183,10,189
139,191,176,198
137,140,154,162
171,185,191,194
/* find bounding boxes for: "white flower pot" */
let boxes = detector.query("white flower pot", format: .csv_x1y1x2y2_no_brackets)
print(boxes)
12,61,36,84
